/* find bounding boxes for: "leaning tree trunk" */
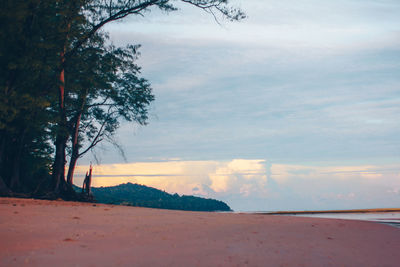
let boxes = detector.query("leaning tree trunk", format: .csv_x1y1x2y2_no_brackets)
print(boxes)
66,92,87,187
67,113,82,187
66,151,78,187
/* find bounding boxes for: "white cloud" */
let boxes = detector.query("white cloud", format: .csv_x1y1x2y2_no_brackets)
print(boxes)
74,159,267,196
209,159,267,194
74,160,400,211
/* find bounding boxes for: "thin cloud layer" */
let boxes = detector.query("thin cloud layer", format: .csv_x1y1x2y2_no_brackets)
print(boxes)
74,160,400,211
90,0,400,164
78,1,400,210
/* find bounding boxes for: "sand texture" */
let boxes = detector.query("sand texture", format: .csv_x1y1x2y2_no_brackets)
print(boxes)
1,197,399,267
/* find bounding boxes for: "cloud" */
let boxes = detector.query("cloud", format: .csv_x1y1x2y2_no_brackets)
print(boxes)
74,160,400,211
106,0,400,54
76,1,400,211
262,163,400,211
209,159,267,194
74,159,267,197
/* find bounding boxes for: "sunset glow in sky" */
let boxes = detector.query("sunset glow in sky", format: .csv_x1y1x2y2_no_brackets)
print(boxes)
75,0,400,211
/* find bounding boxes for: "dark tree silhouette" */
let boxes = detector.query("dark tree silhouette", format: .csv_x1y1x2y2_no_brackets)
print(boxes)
0,0,245,199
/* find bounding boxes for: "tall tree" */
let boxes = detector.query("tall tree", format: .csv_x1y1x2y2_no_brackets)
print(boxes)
0,0,59,195
49,0,90,196
64,36,154,187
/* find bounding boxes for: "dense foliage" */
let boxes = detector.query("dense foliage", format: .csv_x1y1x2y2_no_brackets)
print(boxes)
83,182,232,211
0,0,244,199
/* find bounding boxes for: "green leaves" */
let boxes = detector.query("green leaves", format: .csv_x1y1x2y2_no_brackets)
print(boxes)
66,38,154,155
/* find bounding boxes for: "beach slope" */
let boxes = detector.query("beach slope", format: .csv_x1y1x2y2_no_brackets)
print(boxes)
1,198,399,266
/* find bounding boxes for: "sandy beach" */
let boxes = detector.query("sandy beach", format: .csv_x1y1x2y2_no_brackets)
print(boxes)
1,198,399,267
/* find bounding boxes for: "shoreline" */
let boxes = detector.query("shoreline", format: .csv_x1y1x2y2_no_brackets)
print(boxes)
250,207,400,215
1,197,400,266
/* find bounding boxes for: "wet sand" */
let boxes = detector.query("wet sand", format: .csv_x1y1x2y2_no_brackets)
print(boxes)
1,197,399,266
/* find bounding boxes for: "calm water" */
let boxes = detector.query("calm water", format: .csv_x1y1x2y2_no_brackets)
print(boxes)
290,212,400,228
235,211,400,229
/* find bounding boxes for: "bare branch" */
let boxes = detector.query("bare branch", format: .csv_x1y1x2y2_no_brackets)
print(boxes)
66,0,161,58
78,107,117,157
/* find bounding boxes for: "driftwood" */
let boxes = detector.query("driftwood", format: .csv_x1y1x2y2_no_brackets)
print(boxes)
82,164,92,196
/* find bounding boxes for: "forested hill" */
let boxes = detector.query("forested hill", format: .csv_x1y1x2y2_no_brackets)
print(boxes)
80,183,232,212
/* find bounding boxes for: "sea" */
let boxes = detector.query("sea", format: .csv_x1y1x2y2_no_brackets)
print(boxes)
290,212,400,228
235,211,400,229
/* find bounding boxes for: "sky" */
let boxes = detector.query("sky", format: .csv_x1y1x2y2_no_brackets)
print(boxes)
75,0,400,211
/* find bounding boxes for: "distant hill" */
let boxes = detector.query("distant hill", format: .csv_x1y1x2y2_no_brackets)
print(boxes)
76,183,232,212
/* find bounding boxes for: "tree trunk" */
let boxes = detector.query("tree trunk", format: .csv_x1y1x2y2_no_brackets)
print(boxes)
51,47,68,195
0,132,5,173
66,99,85,186
0,134,11,196
9,128,27,192
51,134,67,193
66,150,78,186
10,158,21,191
0,175,11,196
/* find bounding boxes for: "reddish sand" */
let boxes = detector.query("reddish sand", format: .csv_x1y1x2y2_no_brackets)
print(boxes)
1,198,399,267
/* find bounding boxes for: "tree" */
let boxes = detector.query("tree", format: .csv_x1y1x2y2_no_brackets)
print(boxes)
0,0,59,195
0,0,245,199
64,37,154,187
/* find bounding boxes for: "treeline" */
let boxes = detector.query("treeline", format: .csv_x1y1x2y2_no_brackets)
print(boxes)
82,182,232,212
0,1,244,200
